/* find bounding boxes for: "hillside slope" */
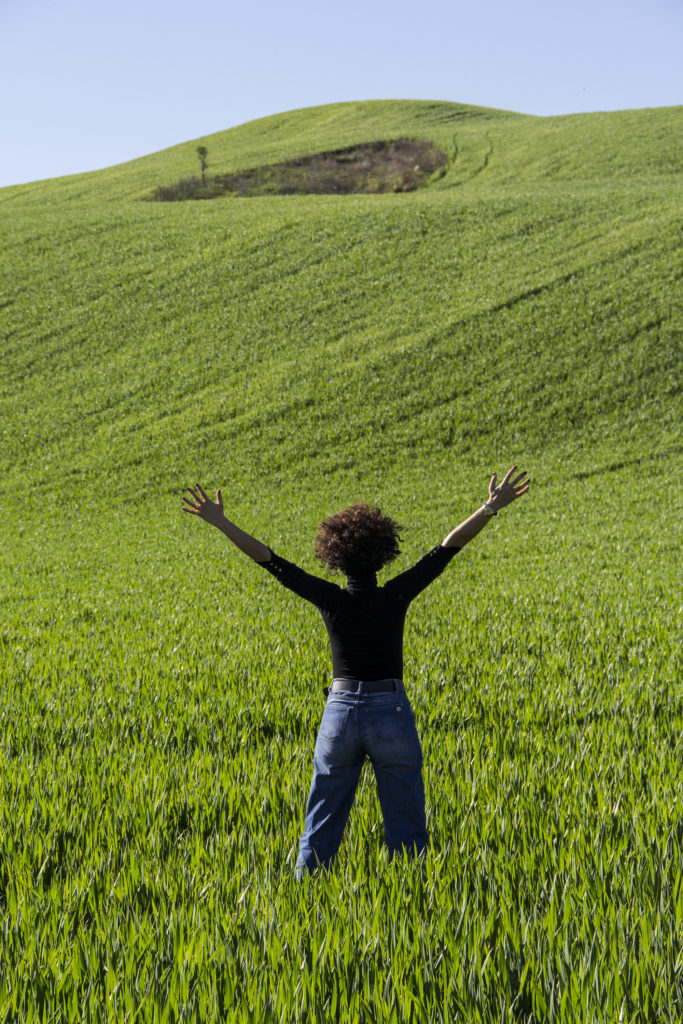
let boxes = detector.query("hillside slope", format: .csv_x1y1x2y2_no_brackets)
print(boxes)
2,101,680,516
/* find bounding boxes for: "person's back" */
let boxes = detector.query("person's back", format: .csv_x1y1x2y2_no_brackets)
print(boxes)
262,542,457,682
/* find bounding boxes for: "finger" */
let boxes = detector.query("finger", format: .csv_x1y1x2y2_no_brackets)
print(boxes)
511,471,528,486
502,465,517,485
216,488,222,505
186,487,203,503
489,473,497,492
196,483,209,501
513,484,530,497
182,506,200,514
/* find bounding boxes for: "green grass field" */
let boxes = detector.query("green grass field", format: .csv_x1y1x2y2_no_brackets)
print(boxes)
1,99,681,1022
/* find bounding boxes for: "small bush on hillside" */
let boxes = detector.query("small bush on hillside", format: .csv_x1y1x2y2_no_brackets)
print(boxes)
152,176,224,202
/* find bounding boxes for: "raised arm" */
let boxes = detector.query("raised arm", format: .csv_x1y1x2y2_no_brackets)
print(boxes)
441,466,530,550
182,484,271,563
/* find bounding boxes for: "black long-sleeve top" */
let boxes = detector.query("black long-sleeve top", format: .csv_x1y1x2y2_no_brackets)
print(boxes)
259,544,458,680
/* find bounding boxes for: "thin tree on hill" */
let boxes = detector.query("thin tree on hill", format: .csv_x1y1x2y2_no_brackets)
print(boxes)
196,146,208,186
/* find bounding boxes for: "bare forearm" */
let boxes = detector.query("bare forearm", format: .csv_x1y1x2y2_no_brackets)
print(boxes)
182,485,271,562
215,515,271,562
441,466,530,550
441,505,493,550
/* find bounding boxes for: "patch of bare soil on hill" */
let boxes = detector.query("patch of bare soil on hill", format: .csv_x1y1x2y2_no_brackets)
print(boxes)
151,139,448,201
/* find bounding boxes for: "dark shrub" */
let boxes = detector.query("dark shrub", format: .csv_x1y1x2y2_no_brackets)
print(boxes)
150,138,448,202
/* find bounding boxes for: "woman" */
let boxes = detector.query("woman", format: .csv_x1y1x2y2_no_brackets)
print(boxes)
182,466,529,874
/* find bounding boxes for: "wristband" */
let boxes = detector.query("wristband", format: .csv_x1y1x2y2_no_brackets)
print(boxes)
482,502,497,517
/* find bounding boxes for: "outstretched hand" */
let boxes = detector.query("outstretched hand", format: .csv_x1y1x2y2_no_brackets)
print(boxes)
487,466,530,512
182,484,225,528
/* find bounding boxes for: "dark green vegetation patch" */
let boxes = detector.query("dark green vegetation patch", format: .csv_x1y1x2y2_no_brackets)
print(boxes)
151,137,448,200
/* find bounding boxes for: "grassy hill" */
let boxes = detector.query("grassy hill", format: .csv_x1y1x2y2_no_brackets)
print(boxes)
1,99,679,577
1,100,682,1021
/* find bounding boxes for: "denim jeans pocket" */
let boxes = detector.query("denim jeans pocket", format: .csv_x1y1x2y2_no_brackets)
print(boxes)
368,704,407,742
319,705,351,740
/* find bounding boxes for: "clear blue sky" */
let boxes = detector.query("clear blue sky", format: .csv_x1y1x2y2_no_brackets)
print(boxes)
1,0,681,188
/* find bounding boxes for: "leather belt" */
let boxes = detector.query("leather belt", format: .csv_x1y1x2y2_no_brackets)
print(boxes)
323,678,405,696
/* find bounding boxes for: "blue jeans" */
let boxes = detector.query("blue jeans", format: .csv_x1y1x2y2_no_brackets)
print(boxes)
296,682,428,874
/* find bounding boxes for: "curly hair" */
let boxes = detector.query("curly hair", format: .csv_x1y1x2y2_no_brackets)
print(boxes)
314,503,402,576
